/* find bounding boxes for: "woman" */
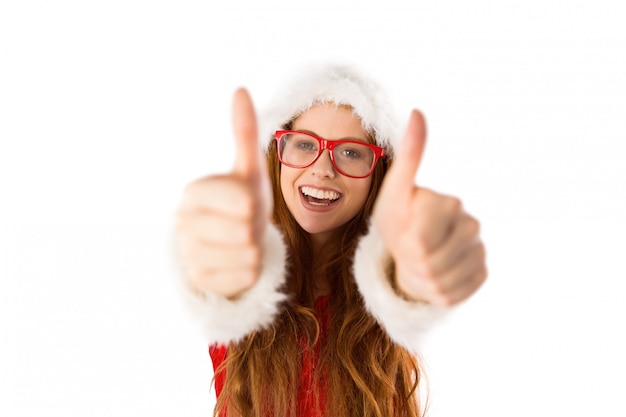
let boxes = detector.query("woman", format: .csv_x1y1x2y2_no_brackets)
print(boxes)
176,64,487,417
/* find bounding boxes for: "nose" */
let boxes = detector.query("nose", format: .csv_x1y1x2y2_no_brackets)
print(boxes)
309,149,336,179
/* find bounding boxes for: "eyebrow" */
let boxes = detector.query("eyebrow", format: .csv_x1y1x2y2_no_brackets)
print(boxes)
295,129,369,143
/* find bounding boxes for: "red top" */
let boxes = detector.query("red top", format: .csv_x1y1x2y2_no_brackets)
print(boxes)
210,296,331,416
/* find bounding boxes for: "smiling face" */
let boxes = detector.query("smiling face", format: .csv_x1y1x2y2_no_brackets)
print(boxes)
280,104,373,247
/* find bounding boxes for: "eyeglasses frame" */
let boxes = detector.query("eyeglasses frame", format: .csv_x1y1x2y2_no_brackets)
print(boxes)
274,130,386,179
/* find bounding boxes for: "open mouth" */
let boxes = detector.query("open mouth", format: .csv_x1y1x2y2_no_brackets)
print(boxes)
300,186,342,206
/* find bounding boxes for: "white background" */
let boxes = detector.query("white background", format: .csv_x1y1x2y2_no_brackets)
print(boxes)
1,0,625,416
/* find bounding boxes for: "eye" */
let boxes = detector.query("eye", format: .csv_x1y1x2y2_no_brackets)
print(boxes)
289,135,319,153
296,140,318,152
340,147,363,160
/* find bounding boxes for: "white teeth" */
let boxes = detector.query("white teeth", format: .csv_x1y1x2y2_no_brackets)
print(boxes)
301,186,340,201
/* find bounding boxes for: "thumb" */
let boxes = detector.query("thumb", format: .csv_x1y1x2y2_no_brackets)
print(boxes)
373,110,427,243
232,88,261,178
382,110,427,197
231,88,273,228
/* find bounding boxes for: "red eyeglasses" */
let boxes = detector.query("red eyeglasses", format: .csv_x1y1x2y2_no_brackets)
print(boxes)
275,130,386,178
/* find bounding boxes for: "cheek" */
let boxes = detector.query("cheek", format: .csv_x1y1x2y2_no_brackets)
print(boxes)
279,167,296,204
348,179,372,211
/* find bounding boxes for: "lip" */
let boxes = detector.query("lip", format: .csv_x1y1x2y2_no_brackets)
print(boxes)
298,185,343,213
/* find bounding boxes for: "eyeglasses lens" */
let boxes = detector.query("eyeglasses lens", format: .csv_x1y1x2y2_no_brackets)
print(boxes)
279,133,374,177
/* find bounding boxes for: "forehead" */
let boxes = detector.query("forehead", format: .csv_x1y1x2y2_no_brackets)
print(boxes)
291,103,370,141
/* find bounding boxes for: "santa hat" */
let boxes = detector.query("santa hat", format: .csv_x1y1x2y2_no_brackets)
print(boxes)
259,63,402,159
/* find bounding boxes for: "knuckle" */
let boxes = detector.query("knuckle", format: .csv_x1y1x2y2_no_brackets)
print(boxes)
412,233,430,256
248,246,262,267
186,267,210,292
426,277,446,298
418,258,437,279
180,178,215,212
182,180,197,197
477,265,489,283
237,245,261,268
424,278,456,307
431,289,454,307
238,268,259,291
465,216,481,236
219,269,258,298
446,196,463,215
205,271,235,297
236,223,255,245
182,177,206,199
438,296,456,307
476,242,487,262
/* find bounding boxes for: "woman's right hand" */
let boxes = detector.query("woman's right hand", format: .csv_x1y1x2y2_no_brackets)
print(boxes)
175,89,273,299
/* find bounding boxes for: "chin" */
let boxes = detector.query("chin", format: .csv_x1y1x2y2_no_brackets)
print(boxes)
299,224,333,236
296,219,338,237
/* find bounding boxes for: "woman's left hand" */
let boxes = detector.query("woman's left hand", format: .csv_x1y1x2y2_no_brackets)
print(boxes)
372,110,487,307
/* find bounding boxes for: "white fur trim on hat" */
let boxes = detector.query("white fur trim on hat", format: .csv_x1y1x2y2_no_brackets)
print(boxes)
353,226,449,353
174,223,289,344
259,63,402,158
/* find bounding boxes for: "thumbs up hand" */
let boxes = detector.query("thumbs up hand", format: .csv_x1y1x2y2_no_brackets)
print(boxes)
372,110,487,307
176,89,272,299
